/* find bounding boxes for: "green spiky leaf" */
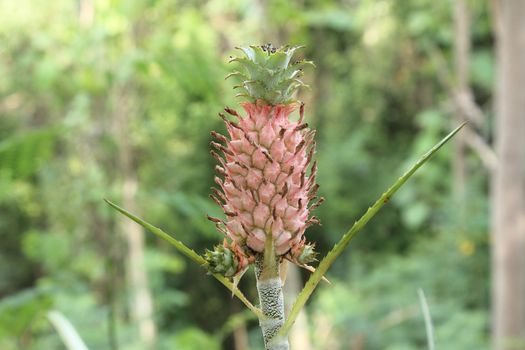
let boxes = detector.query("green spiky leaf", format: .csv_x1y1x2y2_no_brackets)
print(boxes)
278,123,466,337
104,199,263,319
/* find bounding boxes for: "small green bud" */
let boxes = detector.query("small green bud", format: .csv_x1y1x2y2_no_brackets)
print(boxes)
205,245,239,277
296,243,317,265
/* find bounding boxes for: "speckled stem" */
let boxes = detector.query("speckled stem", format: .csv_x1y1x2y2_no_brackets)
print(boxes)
255,254,289,350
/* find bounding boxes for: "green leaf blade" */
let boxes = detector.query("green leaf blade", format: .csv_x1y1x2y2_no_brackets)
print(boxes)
104,199,264,319
47,311,89,350
105,199,205,265
279,123,466,337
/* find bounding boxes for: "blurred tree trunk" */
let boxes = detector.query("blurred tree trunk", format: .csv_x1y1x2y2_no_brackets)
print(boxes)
78,0,94,27
452,0,469,216
113,83,156,347
233,325,249,350
283,263,312,350
491,1,525,349
77,3,119,349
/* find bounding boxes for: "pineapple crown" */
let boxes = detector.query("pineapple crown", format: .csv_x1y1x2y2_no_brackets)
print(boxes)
227,43,314,105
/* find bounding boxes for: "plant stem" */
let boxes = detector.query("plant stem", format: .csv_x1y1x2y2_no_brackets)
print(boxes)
255,240,289,350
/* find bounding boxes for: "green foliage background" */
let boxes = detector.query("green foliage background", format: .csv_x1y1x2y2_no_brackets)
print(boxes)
0,0,492,349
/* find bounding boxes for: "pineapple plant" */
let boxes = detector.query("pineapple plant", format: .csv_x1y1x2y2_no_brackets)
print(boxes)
106,42,463,350
205,43,320,349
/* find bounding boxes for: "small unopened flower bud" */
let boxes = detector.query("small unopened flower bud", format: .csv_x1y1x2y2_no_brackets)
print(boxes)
204,240,249,278
289,240,317,265
205,245,239,277
297,243,317,264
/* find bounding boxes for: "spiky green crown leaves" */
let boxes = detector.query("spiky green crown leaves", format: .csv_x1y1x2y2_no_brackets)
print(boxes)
227,44,314,105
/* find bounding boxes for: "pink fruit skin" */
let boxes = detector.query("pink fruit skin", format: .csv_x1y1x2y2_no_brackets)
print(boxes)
212,100,319,258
